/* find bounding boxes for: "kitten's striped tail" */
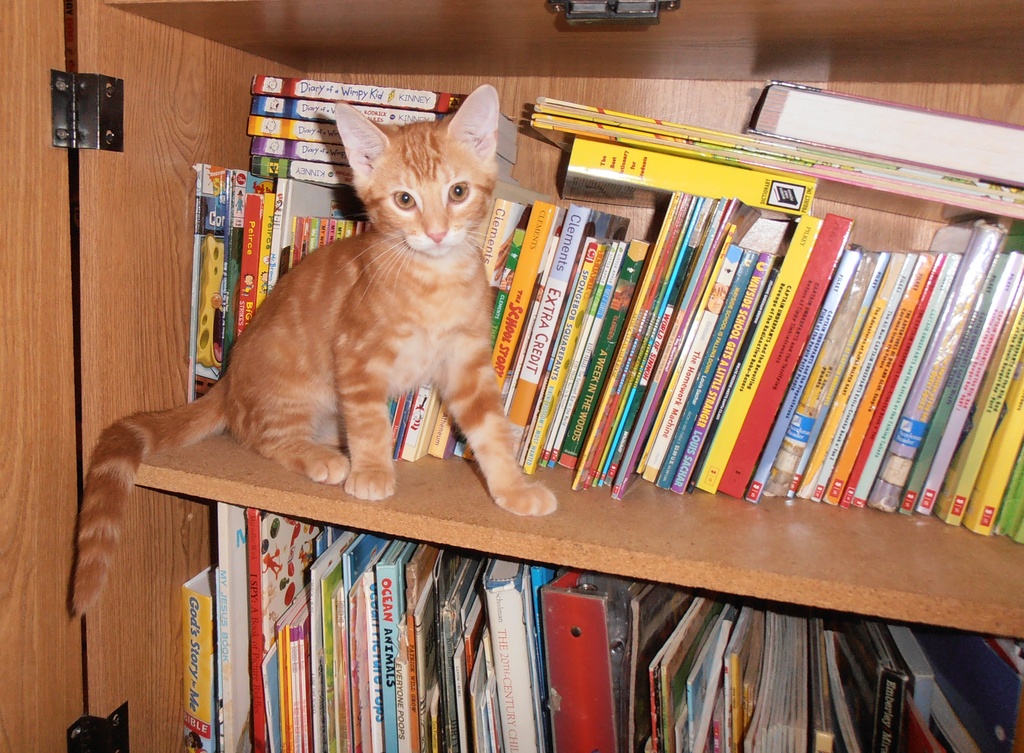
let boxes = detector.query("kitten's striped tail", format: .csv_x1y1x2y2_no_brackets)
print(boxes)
71,385,228,615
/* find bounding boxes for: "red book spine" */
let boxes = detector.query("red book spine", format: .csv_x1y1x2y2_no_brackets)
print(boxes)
716,214,852,498
246,508,267,753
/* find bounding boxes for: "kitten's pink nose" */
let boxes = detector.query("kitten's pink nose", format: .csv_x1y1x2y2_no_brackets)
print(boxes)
427,228,448,244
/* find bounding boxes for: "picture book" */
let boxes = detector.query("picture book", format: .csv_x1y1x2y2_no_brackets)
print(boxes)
190,164,231,399
375,540,418,753
215,503,252,753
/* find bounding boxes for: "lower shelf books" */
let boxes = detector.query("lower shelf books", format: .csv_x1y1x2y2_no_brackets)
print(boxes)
205,517,1023,753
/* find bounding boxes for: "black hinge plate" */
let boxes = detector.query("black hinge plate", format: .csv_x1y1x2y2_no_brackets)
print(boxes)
51,70,124,151
548,0,679,24
67,702,129,753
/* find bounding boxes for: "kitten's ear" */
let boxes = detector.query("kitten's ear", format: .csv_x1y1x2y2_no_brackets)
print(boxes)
447,84,500,161
333,103,390,182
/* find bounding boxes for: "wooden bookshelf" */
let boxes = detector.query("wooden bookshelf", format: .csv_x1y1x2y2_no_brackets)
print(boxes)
138,435,1024,638
8,0,1024,749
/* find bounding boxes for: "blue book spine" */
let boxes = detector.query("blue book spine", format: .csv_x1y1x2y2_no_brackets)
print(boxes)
376,544,413,753
744,249,861,502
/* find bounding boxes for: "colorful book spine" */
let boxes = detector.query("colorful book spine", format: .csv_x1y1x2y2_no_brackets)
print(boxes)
252,75,464,112
810,252,913,503
773,252,884,497
996,441,1024,542
252,95,442,125
637,199,736,482
251,136,349,165
250,155,355,186
715,213,851,499
602,197,710,488
695,214,823,494
492,204,559,384
926,251,1024,520
564,137,816,215
852,253,956,508
664,248,763,492
867,221,1004,512
553,239,646,468
571,196,691,489
903,248,1013,513
183,567,217,753
745,248,861,503
376,543,416,753
825,251,929,506
796,251,895,500
249,114,347,146
946,274,1024,528
965,307,1024,534
507,206,590,454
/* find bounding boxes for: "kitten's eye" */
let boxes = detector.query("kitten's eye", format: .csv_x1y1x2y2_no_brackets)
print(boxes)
394,191,416,209
448,183,469,203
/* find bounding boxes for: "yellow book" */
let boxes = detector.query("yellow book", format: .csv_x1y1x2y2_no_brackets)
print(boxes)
491,200,559,389
797,252,904,502
564,136,815,215
279,624,293,752
182,567,216,751
694,215,823,494
824,253,932,506
256,191,276,308
248,113,341,145
945,271,1024,528
570,196,688,489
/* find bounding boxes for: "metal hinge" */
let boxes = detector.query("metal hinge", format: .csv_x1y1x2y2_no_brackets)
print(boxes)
548,0,679,24
67,702,129,753
51,70,124,151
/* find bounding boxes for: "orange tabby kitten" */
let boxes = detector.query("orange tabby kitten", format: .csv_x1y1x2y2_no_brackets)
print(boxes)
72,84,557,615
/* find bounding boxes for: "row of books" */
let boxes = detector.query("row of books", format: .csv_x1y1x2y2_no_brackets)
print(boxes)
529,85,1024,221
187,511,1024,753
246,75,519,187
189,163,366,399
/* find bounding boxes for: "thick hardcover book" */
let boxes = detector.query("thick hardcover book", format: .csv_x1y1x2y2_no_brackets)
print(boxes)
748,80,1024,188
716,213,849,499
745,247,861,502
563,136,816,214
252,75,464,112
866,220,1003,512
826,252,931,507
694,214,823,494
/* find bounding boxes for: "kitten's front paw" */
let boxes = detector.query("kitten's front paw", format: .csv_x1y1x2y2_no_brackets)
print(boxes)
345,467,397,501
494,482,558,517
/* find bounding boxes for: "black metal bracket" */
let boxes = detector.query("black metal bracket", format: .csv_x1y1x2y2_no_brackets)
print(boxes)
548,0,679,25
51,70,124,152
67,702,129,753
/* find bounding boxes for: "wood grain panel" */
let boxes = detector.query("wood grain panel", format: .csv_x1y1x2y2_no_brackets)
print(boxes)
0,0,84,748
73,1,299,747
110,0,1024,83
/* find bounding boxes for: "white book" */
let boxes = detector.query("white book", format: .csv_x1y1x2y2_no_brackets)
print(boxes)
483,559,539,753
215,503,253,753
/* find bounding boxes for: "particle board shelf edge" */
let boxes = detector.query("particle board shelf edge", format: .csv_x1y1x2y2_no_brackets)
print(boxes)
136,434,1024,638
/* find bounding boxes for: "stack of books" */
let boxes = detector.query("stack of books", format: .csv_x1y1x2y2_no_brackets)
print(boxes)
194,515,1024,753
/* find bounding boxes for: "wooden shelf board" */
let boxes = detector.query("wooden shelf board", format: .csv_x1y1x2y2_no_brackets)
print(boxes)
138,434,1024,638
107,0,1024,83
